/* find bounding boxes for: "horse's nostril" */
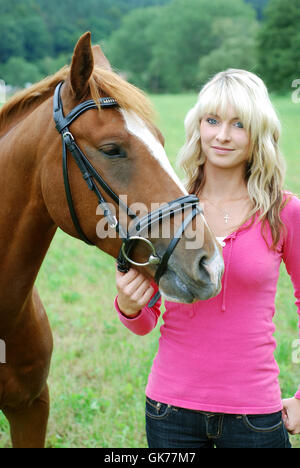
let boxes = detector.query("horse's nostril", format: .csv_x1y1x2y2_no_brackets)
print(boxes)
196,254,210,282
198,252,224,288
199,255,208,268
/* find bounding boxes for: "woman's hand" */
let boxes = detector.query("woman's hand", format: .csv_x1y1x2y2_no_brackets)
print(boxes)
282,397,300,434
116,266,154,318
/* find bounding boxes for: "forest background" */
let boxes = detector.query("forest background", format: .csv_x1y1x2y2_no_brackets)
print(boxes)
0,0,299,93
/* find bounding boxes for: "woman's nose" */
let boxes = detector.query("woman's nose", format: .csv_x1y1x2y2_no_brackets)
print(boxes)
216,124,231,143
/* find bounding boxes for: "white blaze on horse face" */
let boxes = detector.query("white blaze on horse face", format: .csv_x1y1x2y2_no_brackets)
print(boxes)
120,109,187,194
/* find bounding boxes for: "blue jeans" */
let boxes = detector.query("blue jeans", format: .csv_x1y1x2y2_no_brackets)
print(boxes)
146,397,292,448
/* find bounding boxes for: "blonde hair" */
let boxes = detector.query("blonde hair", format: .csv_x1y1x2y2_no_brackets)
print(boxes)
178,69,287,248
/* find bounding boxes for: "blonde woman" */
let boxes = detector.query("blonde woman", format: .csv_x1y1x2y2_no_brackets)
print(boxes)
115,69,300,448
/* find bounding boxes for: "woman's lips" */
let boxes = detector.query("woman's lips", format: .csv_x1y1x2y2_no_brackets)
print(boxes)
211,146,235,154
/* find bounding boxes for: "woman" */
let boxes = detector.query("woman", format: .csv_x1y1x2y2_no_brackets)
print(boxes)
114,69,300,448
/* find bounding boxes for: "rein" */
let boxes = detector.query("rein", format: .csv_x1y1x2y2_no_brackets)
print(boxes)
53,82,202,304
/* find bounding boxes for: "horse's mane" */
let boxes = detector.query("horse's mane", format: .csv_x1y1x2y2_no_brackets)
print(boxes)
0,67,69,134
0,65,155,134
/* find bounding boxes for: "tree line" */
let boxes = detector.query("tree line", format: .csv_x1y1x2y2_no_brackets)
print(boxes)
0,0,171,86
0,0,299,93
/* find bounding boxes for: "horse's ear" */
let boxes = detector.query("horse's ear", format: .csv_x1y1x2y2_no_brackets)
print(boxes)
69,32,94,99
92,45,112,71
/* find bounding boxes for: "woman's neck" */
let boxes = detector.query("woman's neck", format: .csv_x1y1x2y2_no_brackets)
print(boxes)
199,163,248,202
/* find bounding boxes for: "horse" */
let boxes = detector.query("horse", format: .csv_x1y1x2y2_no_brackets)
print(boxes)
0,32,224,447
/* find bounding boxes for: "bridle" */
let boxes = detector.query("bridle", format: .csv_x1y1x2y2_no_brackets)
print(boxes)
53,82,202,304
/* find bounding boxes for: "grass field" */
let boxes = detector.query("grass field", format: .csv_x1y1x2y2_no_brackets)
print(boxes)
0,93,300,448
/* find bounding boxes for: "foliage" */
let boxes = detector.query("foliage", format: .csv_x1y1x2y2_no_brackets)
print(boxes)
197,17,258,86
257,0,300,92
245,0,269,19
0,0,299,92
0,57,42,87
0,0,171,87
108,0,258,92
106,7,162,91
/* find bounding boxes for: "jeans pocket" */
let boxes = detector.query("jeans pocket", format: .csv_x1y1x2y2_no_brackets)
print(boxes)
146,397,172,420
242,412,283,433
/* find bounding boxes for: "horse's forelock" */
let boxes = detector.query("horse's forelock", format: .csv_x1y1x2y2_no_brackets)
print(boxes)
90,67,155,127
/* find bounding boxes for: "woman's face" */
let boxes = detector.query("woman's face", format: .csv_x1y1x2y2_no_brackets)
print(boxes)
200,105,251,170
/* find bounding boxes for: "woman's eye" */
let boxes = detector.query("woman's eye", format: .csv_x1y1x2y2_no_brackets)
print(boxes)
207,117,218,125
234,121,244,128
99,145,126,158
206,117,244,128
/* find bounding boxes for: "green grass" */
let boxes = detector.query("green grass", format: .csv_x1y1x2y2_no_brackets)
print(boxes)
0,94,300,448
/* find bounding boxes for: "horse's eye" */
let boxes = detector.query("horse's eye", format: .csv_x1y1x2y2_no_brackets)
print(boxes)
99,144,126,159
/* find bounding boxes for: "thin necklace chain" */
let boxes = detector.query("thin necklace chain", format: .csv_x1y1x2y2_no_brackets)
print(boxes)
200,196,250,224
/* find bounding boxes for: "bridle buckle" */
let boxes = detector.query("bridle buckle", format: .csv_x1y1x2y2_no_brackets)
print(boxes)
62,131,74,142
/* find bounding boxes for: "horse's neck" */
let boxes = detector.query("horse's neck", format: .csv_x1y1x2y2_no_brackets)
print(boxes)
0,105,56,320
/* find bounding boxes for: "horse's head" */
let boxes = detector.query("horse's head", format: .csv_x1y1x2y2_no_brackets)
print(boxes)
42,32,224,303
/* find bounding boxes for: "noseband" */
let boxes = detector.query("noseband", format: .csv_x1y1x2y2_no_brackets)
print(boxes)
53,82,202,304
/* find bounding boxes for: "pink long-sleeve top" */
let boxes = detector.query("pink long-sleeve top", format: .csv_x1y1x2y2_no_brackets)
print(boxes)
115,194,300,414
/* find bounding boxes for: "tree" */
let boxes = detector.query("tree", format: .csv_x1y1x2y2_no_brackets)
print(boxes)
107,7,162,90
257,0,300,91
0,16,24,63
0,0,172,87
244,0,269,19
197,17,258,86
33,0,171,55
108,0,257,92
20,16,52,61
0,57,42,87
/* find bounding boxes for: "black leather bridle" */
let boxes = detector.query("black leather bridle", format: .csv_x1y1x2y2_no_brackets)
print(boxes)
53,82,202,304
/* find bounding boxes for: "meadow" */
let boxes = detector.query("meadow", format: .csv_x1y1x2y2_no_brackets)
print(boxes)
0,93,299,448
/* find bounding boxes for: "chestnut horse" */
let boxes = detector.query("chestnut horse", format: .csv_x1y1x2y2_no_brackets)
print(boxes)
0,32,223,447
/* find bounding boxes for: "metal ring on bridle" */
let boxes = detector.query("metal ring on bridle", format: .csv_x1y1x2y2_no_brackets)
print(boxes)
121,236,161,267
